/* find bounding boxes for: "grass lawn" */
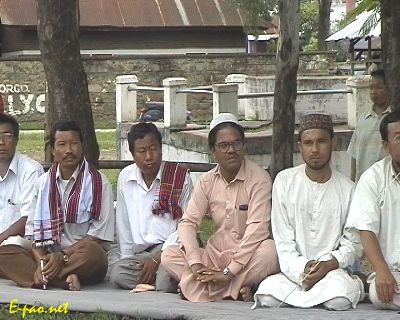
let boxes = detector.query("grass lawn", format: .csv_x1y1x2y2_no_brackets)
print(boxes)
18,130,119,190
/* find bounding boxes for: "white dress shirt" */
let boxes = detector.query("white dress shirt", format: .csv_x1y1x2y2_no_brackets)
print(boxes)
25,165,115,250
347,156,400,271
116,161,192,258
0,152,43,236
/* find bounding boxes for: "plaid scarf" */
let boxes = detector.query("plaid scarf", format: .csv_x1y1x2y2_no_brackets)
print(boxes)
33,159,102,244
152,162,188,220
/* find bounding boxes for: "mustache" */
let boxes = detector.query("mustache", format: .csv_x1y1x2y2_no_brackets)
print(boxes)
62,155,77,160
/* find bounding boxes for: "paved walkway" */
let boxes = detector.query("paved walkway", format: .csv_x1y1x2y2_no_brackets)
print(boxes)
0,279,398,320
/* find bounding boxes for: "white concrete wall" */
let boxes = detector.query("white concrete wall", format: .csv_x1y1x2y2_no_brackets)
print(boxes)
162,143,351,184
227,75,350,122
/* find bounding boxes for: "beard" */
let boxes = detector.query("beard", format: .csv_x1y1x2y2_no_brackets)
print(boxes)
304,154,332,171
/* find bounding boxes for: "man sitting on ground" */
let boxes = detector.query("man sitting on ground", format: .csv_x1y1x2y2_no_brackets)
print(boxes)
346,110,400,310
110,122,192,292
0,120,114,290
253,114,364,310
161,113,280,302
0,113,43,255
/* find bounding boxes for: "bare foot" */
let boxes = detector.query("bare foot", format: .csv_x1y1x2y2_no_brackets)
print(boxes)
239,286,254,302
65,274,81,291
177,285,187,300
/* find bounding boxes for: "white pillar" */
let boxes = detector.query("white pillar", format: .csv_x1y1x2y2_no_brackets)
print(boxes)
212,83,238,118
346,75,370,129
115,75,138,123
163,77,187,128
225,74,248,119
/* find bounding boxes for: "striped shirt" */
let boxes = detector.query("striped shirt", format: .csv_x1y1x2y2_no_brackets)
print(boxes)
347,107,390,181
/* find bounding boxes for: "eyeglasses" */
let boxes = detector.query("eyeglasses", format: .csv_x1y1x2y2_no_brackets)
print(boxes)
215,140,244,152
0,132,14,142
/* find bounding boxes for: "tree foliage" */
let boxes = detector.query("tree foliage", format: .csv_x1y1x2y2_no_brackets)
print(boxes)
300,1,319,50
232,0,320,50
232,0,277,34
344,0,380,34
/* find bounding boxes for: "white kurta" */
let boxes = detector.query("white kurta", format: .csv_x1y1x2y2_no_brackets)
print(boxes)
254,164,364,308
346,157,400,272
346,157,400,308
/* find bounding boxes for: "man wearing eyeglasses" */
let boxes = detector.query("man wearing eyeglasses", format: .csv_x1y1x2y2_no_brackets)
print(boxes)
346,110,400,310
161,113,279,302
0,113,43,253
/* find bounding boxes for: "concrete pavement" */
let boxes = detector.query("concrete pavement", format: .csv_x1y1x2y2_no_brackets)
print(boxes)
0,279,398,320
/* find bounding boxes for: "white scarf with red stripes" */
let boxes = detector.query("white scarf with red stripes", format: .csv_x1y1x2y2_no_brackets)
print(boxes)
33,158,102,244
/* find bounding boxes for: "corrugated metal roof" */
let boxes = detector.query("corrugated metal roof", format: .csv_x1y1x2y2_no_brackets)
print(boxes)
0,0,245,28
326,11,381,42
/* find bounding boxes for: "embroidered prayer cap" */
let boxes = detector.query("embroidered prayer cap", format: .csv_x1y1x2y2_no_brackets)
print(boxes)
209,113,240,132
298,113,334,137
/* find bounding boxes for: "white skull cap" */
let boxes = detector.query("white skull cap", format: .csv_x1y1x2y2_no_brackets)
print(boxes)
209,113,240,131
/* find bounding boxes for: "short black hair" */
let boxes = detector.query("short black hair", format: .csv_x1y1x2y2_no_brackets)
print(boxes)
380,110,400,142
127,122,162,152
370,69,386,85
0,113,19,139
208,122,245,150
49,120,83,148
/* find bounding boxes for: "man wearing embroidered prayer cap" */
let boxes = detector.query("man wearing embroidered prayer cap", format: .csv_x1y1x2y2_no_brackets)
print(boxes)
0,120,114,291
109,122,193,292
161,112,280,302
253,113,365,310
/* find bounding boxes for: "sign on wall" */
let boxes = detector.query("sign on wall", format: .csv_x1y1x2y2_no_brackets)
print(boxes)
0,83,46,115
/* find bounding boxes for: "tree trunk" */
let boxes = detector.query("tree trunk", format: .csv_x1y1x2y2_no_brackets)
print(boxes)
381,0,400,111
37,0,100,165
270,0,300,181
317,0,332,51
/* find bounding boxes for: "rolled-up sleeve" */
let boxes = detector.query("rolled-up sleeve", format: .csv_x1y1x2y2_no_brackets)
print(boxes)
347,170,381,235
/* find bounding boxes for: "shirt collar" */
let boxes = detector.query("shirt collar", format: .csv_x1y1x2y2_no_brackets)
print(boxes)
55,163,80,182
365,106,391,119
128,161,164,184
213,159,246,182
7,152,19,175
390,160,400,184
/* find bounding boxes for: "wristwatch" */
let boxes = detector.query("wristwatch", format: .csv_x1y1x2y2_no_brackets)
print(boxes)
61,250,69,263
223,267,234,280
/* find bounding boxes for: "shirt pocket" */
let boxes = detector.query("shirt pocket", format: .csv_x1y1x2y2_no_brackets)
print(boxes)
234,205,248,239
2,200,21,231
